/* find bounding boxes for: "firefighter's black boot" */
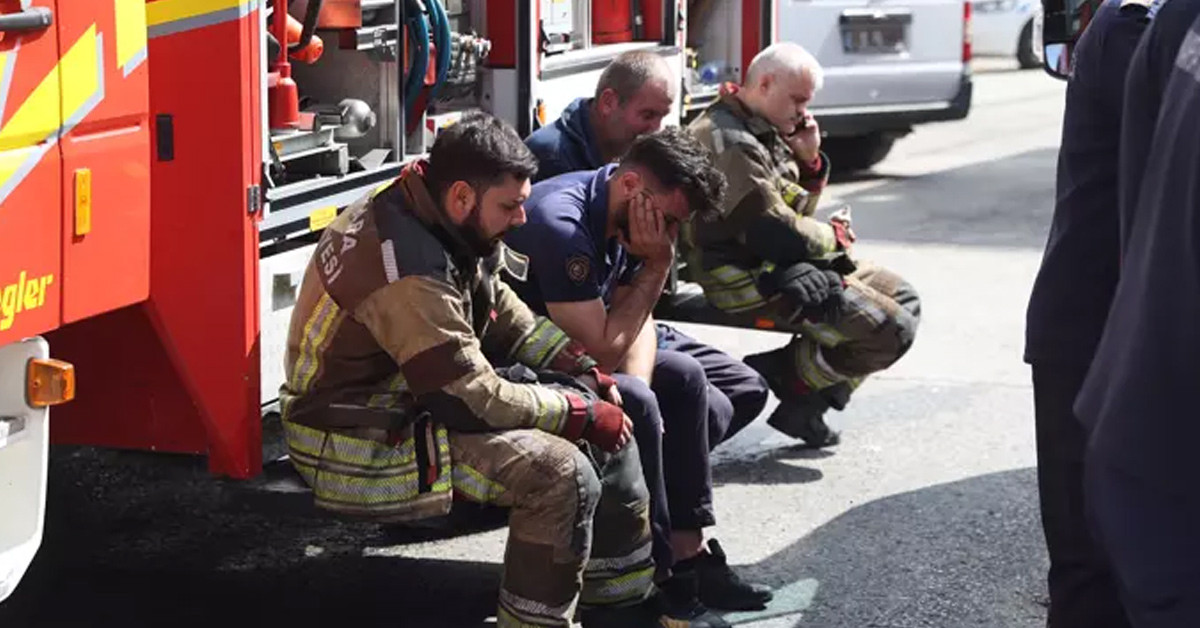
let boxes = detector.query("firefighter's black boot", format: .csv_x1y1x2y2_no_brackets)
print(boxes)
744,343,843,448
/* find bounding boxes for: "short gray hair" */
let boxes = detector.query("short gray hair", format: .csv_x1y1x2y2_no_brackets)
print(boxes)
595,50,676,102
746,42,824,91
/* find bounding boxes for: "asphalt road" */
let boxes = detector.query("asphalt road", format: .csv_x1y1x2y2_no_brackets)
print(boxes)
0,63,1068,628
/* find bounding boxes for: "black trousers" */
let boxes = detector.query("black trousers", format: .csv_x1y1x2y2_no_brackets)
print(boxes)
1032,364,1129,628
1086,454,1200,628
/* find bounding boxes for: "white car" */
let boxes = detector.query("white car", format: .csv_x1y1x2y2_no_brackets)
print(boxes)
971,0,1041,68
780,0,974,170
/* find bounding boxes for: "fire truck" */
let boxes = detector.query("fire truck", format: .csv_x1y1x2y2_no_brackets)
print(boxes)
0,0,793,603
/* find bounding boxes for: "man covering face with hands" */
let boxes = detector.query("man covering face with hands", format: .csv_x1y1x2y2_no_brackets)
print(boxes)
505,127,774,628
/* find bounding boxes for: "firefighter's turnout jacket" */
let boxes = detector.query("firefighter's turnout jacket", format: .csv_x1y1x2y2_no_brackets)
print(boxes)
279,163,606,522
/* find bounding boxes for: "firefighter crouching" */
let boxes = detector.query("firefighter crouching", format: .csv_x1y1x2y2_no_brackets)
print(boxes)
685,42,922,447
279,112,659,628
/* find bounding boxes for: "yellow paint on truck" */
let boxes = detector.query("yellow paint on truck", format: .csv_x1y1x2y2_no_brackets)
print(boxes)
0,272,54,331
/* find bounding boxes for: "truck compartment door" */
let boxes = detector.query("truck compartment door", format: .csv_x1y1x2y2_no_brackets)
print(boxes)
0,0,63,346
57,0,151,324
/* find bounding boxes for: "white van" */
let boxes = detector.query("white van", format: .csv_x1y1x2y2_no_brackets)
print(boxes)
780,0,974,170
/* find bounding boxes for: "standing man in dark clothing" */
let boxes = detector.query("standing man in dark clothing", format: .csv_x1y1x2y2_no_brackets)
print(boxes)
1117,0,1188,250
1023,0,1151,625
1075,5,1200,627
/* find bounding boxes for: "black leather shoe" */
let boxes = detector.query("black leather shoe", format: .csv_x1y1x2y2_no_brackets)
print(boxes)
657,570,732,628
695,539,774,611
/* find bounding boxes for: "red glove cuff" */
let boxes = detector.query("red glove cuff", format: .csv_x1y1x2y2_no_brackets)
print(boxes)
561,392,592,442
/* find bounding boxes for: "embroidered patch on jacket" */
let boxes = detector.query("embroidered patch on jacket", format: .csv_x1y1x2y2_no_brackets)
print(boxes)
566,256,590,285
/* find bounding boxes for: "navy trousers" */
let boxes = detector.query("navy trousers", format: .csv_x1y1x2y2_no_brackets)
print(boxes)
614,324,769,574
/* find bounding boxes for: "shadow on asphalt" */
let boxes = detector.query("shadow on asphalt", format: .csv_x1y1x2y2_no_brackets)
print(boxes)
712,445,835,487
729,467,1047,627
822,146,1058,251
0,457,1044,628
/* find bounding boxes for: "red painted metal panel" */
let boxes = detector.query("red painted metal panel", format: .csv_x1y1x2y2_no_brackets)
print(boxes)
50,4,263,480
487,0,516,68
642,0,664,42
58,0,152,324
742,0,762,81
141,10,263,479
48,305,209,454
0,0,63,346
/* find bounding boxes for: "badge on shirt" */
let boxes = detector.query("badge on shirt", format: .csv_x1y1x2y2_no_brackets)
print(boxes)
566,255,590,285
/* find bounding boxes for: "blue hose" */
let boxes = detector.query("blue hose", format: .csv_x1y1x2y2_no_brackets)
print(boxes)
404,0,429,119
427,0,452,101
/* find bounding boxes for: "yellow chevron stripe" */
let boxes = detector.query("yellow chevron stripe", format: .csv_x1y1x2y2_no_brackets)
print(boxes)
0,56,59,152
60,26,101,127
115,0,148,74
0,24,104,205
146,0,250,26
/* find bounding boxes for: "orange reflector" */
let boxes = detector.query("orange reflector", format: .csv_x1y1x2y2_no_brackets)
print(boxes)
27,358,75,407
536,100,547,127
755,318,776,330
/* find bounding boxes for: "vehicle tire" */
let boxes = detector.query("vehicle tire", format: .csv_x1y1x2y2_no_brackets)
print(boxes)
822,132,897,172
1017,20,1040,69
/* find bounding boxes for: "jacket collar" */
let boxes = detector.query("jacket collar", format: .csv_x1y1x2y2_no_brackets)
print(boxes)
395,161,480,269
559,97,606,169
716,85,780,141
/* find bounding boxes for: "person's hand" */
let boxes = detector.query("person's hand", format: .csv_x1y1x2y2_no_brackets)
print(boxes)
785,112,821,165
580,368,623,406
619,193,675,267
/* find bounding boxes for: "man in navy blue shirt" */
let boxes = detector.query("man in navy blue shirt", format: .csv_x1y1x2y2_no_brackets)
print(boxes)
1075,1,1200,625
505,128,772,626
525,50,676,182
1023,0,1151,625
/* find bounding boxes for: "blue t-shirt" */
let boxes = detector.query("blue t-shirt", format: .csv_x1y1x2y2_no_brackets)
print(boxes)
503,165,638,315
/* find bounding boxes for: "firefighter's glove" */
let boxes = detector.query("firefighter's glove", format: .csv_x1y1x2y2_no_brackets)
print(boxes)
829,206,856,250
585,401,632,453
563,394,632,453
776,263,842,309
581,367,623,407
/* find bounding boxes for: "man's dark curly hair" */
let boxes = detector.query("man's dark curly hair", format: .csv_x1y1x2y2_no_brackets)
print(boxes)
618,126,727,221
425,110,539,201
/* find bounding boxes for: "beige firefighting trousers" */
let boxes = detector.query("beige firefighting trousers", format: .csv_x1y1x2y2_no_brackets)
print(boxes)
449,429,655,627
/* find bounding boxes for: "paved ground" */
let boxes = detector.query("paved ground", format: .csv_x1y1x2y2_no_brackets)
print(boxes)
0,62,1068,628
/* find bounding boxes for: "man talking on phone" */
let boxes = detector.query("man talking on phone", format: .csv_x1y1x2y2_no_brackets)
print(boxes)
685,42,922,447
504,128,773,627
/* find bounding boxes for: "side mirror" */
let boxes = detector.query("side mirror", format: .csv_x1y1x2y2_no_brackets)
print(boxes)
1039,0,1100,80
1043,42,1075,79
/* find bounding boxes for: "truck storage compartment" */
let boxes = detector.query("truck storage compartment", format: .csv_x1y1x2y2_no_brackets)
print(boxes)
260,0,492,243
682,0,774,122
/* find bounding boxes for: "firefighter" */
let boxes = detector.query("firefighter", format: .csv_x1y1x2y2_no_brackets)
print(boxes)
684,42,921,447
525,49,676,182
503,127,773,627
279,111,665,628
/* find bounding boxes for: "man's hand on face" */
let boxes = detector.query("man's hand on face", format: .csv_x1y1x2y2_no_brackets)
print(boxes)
785,112,822,166
618,192,675,267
